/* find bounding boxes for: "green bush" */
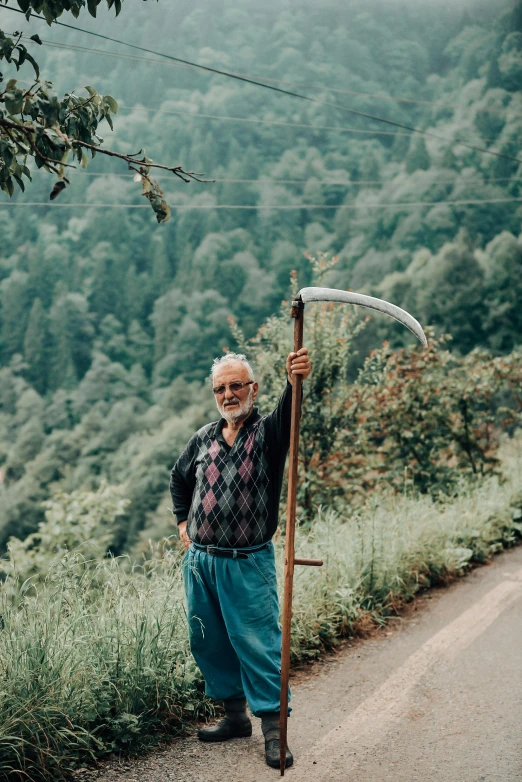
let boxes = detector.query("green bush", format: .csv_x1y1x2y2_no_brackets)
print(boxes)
232,254,522,519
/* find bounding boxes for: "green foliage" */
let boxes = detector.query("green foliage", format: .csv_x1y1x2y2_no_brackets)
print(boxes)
346,335,522,496
231,253,368,517
23,297,49,393
0,436,519,778
0,0,521,551
235,254,522,518
10,0,125,24
0,353,217,553
0,482,129,589
0,0,200,220
0,547,210,780
0,66,119,194
376,229,522,354
289,434,522,660
406,137,431,174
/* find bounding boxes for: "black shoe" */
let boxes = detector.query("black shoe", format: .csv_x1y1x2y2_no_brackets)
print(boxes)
265,736,294,769
197,716,252,742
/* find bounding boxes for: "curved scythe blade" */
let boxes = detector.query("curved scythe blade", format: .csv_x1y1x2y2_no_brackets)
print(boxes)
298,287,428,347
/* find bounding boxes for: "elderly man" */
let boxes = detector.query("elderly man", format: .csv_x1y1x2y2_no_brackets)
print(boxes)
170,347,311,769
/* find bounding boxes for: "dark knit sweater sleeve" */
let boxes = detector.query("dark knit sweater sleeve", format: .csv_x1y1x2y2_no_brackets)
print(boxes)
169,432,200,525
263,380,294,454
261,380,297,537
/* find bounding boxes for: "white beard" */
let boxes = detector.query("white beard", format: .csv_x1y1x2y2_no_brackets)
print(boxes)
217,386,254,423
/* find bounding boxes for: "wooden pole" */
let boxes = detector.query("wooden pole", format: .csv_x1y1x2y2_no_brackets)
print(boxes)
279,298,304,775
278,298,324,773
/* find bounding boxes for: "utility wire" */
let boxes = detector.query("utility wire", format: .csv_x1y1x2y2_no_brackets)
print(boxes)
28,169,522,186
0,62,419,137
117,104,412,139
3,5,521,166
13,36,503,144
116,104,497,144
25,37,508,117
2,197,521,209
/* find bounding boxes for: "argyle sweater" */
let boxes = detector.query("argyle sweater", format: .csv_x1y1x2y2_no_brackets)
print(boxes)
170,382,294,547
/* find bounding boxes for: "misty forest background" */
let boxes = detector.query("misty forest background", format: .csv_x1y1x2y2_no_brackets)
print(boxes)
1,0,522,557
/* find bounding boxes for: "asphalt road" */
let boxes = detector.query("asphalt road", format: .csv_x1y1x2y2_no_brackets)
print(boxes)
84,545,522,782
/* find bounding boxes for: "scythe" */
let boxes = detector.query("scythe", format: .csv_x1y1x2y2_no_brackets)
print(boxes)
279,287,428,774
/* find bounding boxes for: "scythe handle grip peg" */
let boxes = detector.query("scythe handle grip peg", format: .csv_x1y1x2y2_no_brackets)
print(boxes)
294,557,323,567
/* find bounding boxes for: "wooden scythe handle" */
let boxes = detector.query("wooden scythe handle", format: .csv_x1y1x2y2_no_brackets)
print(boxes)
279,297,304,775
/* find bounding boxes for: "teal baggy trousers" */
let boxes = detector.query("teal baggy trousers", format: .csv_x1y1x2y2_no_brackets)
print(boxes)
182,541,290,717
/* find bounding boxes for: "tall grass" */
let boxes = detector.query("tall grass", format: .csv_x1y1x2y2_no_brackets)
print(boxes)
0,435,520,780
0,552,210,781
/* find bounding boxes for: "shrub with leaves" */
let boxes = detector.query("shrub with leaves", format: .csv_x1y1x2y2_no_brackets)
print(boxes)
0,482,129,591
232,253,522,517
345,335,522,497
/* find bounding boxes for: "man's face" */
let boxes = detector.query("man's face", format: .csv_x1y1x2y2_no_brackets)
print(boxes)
212,361,259,424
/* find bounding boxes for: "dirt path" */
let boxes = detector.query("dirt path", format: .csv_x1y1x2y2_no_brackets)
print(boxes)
79,546,522,782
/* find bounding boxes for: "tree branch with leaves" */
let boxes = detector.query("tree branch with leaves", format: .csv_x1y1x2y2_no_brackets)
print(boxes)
0,1,208,222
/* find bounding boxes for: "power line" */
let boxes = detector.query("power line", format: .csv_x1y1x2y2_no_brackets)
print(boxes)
117,104,413,139
28,169,522,186
7,44,414,138
3,5,521,167
28,38,198,74
116,104,497,145
10,75,492,146
2,197,521,209
26,37,507,117
0,69,423,139
238,79,507,117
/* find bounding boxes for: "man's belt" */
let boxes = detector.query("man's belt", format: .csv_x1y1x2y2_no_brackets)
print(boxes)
192,542,270,559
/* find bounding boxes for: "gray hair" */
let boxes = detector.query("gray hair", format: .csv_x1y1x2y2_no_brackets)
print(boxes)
210,352,255,382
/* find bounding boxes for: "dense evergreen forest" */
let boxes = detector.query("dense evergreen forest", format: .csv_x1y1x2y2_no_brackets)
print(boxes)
0,0,521,553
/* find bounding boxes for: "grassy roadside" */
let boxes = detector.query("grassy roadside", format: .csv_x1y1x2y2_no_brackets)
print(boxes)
0,435,521,781
288,434,522,662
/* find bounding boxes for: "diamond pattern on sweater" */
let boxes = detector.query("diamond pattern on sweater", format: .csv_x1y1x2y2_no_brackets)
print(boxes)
238,456,254,482
187,420,270,547
204,462,220,487
201,488,217,515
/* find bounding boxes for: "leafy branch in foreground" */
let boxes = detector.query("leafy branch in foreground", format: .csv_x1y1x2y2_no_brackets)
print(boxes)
4,0,128,24
0,25,208,222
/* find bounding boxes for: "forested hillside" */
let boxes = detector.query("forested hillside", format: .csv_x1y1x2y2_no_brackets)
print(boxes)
0,0,521,552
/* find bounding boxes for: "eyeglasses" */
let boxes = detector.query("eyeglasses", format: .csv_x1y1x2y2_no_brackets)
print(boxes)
212,381,254,396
